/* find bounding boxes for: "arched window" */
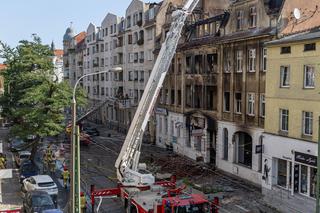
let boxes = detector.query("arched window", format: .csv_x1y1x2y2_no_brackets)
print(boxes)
223,128,228,160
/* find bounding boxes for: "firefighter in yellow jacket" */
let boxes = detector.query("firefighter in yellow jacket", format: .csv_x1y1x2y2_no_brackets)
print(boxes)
80,192,87,212
62,167,70,189
0,155,5,169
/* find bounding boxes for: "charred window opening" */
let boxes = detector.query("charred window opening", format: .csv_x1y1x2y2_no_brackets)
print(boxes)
194,86,202,108
170,59,175,74
171,89,175,105
186,86,192,108
207,54,217,73
186,56,192,74
178,58,182,74
178,90,181,106
206,86,216,110
224,92,230,112
195,55,203,74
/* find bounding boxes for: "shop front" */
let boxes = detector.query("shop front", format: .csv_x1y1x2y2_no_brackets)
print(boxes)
262,133,317,212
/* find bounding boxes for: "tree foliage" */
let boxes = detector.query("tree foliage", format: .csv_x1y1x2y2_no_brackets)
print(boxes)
0,36,86,146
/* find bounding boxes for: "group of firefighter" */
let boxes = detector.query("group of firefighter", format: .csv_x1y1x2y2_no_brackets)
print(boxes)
43,144,87,212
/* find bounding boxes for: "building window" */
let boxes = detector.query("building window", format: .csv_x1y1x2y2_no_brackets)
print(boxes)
224,92,230,112
280,66,290,87
223,128,228,160
165,117,168,134
171,120,174,136
304,65,315,88
236,10,243,30
127,16,131,28
178,90,181,106
276,159,293,190
280,109,289,132
236,50,243,72
128,34,132,44
281,46,291,54
147,28,153,41
300,165,308,194
260,94,265,118
249,7,257,27
134,53,139,63
236,132,252,168
171,90,175,105
235,93,242,114
207,54,217,73
303,111,313,136
247,93,255,116
304,43,316,51
262,48,267,71
248,49,256,72
140,71,144,82
159,117,162,134
128,71,133,81
224,50,231,72
277,159,287,188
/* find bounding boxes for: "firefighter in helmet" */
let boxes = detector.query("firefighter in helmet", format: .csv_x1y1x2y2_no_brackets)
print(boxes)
80,192,87,212
62,167,70,189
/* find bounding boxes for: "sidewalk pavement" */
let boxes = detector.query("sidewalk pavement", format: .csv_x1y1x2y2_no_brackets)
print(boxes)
0,128,22,211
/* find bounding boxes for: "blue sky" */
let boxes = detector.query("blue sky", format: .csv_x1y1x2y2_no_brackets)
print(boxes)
0,0,160,51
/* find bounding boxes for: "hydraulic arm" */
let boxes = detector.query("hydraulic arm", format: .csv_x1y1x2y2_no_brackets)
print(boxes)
115,0,200,186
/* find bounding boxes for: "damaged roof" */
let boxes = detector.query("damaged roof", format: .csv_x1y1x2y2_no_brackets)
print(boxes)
219,27,276,43
264,0,284,15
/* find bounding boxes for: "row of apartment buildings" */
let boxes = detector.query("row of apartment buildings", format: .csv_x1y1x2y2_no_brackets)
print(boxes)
63,0,320,212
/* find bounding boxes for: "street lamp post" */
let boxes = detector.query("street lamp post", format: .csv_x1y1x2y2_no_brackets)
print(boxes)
70,68,122,213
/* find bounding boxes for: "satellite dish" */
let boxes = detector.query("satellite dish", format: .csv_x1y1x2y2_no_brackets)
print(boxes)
294,8,301,20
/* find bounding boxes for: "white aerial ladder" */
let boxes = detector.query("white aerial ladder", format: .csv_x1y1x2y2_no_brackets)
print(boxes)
115,0,200,187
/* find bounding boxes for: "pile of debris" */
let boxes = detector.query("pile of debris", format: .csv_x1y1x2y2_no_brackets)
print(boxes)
143,153,212,179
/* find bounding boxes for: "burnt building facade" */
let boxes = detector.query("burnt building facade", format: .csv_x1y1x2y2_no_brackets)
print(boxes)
155,0,283,186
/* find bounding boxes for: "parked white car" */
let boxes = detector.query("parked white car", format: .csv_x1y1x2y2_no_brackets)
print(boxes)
22,175,58,197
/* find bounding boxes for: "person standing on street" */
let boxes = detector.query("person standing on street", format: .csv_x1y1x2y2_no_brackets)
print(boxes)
62,167,70,189
0,155,5,169
80,192,87,213
49,152,56,175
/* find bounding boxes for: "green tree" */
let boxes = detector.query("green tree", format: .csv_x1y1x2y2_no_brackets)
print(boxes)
0,36,86,159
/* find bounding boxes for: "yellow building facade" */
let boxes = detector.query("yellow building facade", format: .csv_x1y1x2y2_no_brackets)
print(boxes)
262,31,320,212
266,37,320,142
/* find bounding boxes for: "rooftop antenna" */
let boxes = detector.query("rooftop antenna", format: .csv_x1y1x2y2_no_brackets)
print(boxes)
293,8,301,20
70,21,73,28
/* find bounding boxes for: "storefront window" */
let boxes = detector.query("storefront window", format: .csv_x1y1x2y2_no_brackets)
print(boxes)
310,168,317,198
277,159,287,187
300,165,308,194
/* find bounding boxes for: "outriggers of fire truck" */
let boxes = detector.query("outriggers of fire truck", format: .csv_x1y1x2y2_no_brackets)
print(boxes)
90,0,219,212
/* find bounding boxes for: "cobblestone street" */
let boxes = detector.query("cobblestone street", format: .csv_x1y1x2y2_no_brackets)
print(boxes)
80,122,279,213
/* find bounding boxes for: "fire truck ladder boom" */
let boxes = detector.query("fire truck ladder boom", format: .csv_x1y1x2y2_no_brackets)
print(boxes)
115,0,200,186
